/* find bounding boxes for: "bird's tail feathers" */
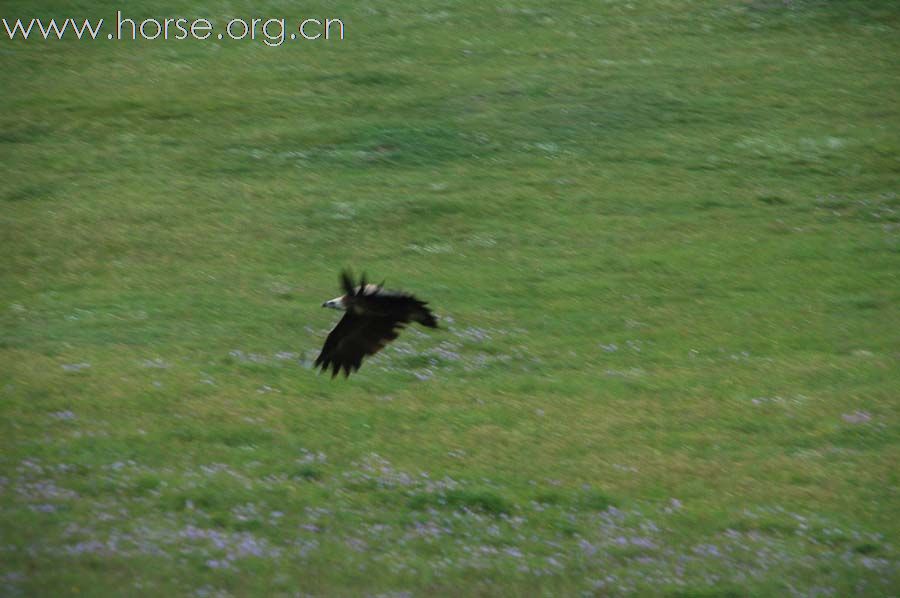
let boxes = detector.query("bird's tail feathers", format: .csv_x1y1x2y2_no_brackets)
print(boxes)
413,305,438,328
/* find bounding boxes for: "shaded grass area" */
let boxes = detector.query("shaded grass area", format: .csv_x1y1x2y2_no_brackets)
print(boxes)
2,0,899,595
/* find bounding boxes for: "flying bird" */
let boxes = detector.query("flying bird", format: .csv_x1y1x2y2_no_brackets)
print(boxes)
315,270,438,377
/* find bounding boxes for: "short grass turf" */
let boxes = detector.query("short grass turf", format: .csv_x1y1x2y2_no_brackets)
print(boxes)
1,0,899,595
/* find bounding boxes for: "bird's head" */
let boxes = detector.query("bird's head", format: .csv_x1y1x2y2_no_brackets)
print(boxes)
322,294,348,310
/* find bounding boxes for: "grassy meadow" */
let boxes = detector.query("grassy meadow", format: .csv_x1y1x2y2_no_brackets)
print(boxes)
2,0,899,595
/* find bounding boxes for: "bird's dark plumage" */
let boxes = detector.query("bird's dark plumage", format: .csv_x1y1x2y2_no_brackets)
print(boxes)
315,271,437,377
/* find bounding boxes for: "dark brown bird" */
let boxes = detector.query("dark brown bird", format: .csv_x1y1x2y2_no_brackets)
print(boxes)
315,271,438,377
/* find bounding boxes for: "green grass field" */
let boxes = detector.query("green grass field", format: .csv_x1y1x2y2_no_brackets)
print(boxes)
2,0,898,595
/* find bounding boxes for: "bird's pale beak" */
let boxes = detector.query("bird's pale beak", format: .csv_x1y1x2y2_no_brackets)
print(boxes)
322,297,345,310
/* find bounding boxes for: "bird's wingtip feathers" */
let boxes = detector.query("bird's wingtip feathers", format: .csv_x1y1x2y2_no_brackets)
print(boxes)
358,272,368,295
340,269,355,296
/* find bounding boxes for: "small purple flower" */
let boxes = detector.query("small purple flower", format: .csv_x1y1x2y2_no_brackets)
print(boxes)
842,411,871,424
579,539,598,556
29,504,57,513
693,543,722,557
630,537,657,550
205,559,231,570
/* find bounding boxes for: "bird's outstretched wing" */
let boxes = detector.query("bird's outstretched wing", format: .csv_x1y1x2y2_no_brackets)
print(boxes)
314,312,405,377
356,289,438,329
